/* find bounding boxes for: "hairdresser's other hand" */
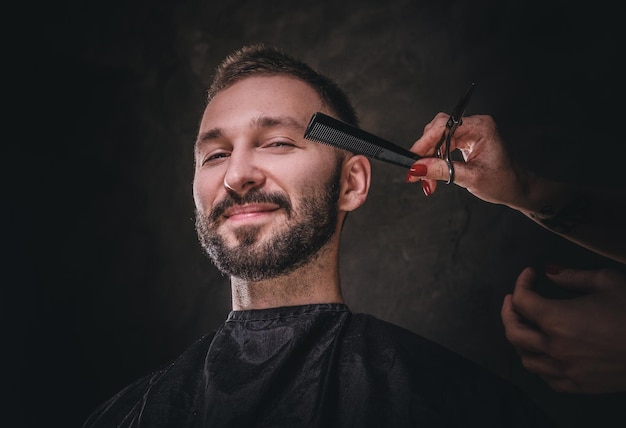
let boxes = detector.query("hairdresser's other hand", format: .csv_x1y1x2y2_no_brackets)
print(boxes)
501,266,626,394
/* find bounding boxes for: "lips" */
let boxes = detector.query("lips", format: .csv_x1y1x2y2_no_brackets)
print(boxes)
223,203,281,220
209,191,292,224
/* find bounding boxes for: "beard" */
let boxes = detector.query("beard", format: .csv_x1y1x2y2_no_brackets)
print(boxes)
195,161,342,281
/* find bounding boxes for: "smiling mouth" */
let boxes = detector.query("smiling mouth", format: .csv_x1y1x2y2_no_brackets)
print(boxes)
223,203,282,222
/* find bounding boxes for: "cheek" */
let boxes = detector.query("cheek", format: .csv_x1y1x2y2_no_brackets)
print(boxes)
275,151,336,182
191,180,204,211
192,172,220,212
267,160,315,197
284,161,338,200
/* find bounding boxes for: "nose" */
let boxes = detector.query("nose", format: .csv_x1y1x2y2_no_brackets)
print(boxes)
223,147,265,195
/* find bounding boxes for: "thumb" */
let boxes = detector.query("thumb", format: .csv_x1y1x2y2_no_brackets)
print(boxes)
407,157,469,189
545,266,602,294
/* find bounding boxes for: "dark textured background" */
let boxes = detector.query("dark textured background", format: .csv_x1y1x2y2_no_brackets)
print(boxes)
9,0,626,426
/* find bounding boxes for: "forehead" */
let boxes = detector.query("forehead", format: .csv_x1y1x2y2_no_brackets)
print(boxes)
200,75,325,131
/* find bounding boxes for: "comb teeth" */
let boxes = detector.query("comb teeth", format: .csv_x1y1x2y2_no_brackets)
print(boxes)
306,122,384,158
304,112,420,168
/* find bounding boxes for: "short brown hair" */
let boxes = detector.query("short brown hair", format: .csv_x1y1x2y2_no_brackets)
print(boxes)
207,44,358,126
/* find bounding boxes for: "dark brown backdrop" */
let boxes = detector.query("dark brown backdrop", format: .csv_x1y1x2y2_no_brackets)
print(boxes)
10,0,625,426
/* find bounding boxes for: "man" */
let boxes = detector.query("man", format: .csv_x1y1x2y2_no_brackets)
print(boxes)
83,44,553,427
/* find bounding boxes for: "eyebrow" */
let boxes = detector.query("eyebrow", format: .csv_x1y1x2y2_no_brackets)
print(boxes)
254,115,305,132
195,115,307,148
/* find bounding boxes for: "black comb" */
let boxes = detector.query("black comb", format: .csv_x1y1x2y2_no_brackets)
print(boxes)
304,112,421,168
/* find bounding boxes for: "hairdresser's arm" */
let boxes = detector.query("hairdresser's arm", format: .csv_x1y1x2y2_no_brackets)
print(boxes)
407,113,626,264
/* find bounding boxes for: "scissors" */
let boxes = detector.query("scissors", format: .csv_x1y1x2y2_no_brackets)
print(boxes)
434,83,475,184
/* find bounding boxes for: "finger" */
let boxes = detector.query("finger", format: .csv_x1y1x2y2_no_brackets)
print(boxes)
518,351,564,378
449,114,498,146
545,266,619,293
409,113,451,156
406,158,449,182
501,294,549,353
406,157,470,188
421,178,438,196
538,375,580,394
509,267,552,326
514,266,538,292
405,160,439,195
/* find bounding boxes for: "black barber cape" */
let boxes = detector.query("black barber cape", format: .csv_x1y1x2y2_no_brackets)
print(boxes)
83,304,553,427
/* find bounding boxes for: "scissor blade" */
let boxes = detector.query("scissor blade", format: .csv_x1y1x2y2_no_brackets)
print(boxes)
449,82,475,125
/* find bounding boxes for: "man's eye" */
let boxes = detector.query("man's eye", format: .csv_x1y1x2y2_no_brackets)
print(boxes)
202,152,230,164
266,141,295,148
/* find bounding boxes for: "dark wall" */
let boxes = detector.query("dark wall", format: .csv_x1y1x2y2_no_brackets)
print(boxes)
11,0,625,426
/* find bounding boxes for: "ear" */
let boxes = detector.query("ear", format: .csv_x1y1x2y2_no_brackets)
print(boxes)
338,154,371,212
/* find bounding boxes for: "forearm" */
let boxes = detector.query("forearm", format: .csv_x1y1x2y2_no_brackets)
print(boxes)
510,176,626,264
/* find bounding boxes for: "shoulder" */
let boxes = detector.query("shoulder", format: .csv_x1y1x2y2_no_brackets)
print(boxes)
343,313,553,425
346,313,505,381
343,314,515,394
82,330,219,428
345,313,470,363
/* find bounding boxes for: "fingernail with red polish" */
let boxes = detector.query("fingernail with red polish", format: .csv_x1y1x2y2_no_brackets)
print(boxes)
422,181,432,196
544,264,564,275
408,164,428,177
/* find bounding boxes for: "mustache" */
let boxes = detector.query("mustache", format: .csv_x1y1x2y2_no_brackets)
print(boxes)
209,190,292,223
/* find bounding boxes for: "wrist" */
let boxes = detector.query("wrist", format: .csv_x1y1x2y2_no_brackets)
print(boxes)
520,177,590,234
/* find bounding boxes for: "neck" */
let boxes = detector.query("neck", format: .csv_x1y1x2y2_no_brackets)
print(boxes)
230,243,343,310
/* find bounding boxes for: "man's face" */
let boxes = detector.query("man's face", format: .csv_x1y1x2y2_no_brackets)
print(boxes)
193,76,345,280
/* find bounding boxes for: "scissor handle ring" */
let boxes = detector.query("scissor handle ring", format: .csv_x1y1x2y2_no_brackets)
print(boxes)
445,159,454,184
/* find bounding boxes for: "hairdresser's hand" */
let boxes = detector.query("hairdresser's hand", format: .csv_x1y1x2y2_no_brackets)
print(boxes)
501,266,626,394
406,114,532,206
